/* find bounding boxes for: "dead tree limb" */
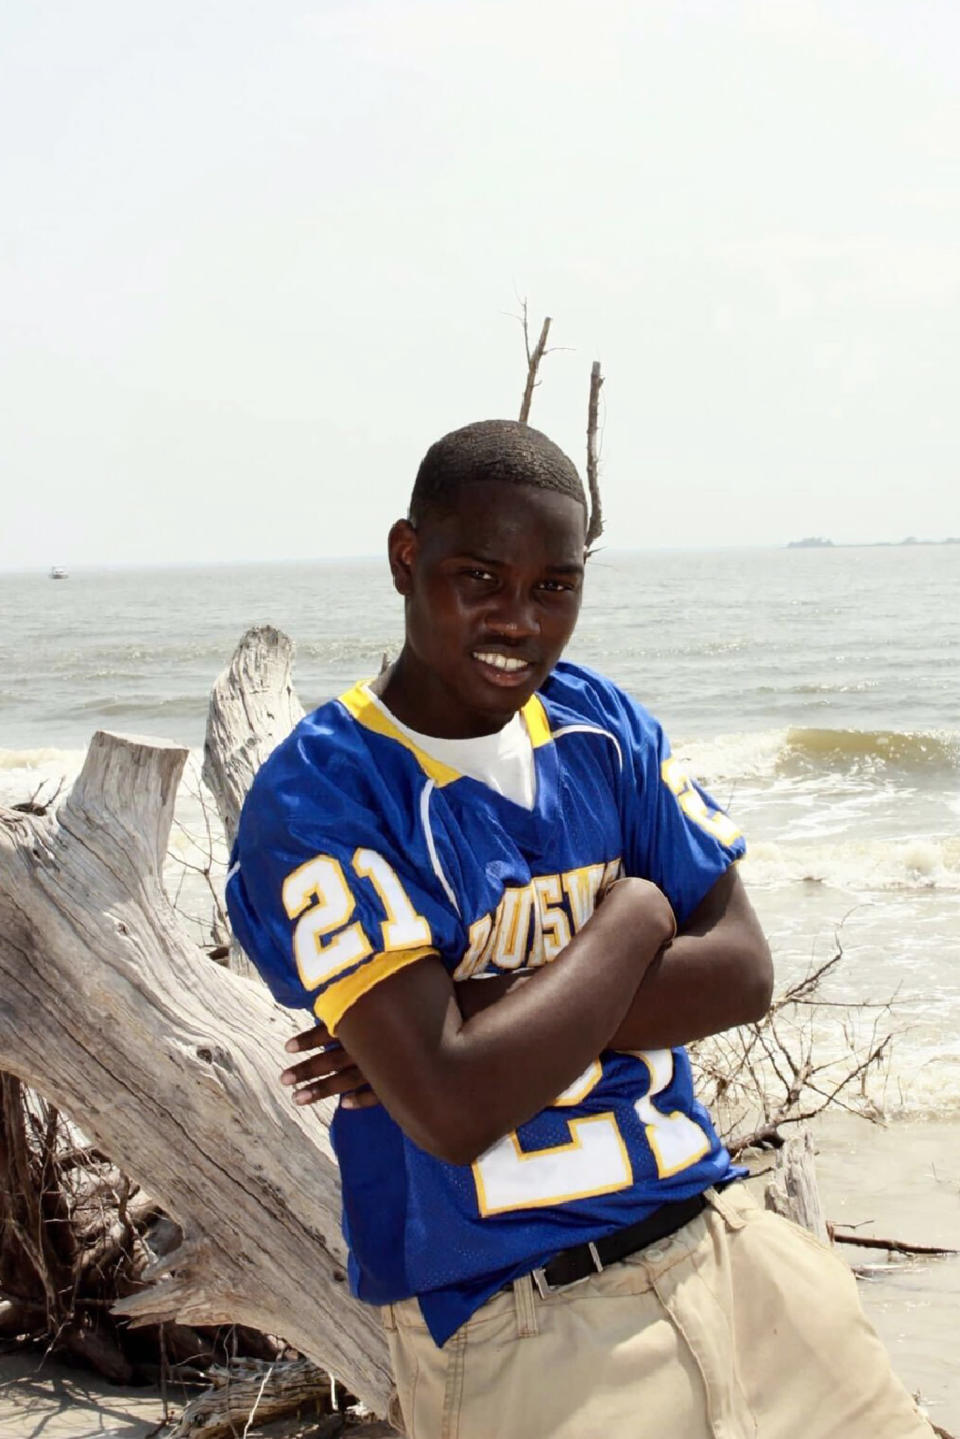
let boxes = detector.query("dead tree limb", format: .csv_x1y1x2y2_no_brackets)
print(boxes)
0,727,394,1415
518,305,552,424
832,1232,957,1258
585,360,604,548
169,1357,331,1439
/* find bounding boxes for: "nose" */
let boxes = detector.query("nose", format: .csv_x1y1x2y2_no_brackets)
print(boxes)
483,583,539,640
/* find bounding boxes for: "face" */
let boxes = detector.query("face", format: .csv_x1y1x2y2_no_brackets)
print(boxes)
384,480,586,738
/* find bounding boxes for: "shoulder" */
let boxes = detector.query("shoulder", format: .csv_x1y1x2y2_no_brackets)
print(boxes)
246,695,364,805
540,661,662,746
238,689,416,853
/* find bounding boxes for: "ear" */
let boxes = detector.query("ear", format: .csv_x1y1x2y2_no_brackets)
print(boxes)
387,519,418,597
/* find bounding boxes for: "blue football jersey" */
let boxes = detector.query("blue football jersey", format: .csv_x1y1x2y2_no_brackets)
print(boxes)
227,661,746,1345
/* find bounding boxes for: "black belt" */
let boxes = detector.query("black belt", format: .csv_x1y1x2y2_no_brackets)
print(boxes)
529,1193,707,1299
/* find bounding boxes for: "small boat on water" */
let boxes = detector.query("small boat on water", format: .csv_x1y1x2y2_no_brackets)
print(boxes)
49,566,68,579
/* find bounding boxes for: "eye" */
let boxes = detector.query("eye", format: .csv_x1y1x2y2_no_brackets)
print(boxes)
537,578,578,594
461,567,496,583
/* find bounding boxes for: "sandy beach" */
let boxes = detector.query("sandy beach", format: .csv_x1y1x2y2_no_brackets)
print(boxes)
0,1348,167,1439
1,1112,955,1437
805,1113,960,1431
0,1354,392,1438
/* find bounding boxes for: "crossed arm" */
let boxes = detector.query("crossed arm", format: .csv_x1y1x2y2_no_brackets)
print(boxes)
281,866,772,1166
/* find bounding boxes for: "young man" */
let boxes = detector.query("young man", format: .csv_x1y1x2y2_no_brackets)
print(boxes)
227,420,932,1438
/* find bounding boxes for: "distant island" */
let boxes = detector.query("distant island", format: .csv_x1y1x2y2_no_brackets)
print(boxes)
787,536,959,549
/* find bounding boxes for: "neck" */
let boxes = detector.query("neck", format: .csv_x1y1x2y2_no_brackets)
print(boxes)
377,649,517,740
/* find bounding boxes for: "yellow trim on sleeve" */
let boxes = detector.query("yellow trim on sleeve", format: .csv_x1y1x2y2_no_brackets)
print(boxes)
315,945,438,1035
521,694,552,748
337,683,462,787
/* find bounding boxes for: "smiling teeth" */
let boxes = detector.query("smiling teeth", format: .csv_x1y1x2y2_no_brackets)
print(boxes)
473,652,529,672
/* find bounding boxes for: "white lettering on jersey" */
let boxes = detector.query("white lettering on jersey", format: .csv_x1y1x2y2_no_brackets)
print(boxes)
472,1050,711,1216
454,857,624,977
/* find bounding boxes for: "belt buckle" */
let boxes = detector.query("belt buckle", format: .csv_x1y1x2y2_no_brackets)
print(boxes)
531,1241,604,1299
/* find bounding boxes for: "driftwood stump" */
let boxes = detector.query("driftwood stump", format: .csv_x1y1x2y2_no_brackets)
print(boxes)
764,1127,829,1243
202,624,304,854
203,624,305,979
0,723,394,1414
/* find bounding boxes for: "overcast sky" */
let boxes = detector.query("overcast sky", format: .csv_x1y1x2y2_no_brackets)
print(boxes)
2,0,958,569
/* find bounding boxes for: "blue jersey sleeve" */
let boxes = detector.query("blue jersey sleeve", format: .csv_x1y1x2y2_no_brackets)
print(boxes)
614,695,745,924
542,664,745,925
225,725,458,1034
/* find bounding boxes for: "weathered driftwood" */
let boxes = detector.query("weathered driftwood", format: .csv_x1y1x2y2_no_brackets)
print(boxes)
170,1356,330,1439
0,728,394,1415
202,623,304,979
202,623,304,854
585,359,604,548
763,1126,829,1242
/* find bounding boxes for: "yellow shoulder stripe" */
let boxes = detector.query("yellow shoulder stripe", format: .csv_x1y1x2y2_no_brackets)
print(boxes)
521,694,552,749
315,946,437,1035
338,683,554,781
338,682,462,786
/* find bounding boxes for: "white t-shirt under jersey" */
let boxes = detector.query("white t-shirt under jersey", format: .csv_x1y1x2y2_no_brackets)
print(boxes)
362,685,536,810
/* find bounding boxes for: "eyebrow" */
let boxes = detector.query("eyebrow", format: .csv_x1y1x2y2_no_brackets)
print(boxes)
458,551,585,575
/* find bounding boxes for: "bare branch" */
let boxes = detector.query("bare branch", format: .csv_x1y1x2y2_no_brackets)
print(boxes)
585,360,604,548
832,1231,956,1258
692,900,901,1163
12,777,65,818
518,310,552,424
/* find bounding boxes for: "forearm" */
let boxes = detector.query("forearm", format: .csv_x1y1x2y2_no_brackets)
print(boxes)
609,870,772,1048
456,869,773,1055
438,939,646,1153
338,879,674,1164
607,928,772,1050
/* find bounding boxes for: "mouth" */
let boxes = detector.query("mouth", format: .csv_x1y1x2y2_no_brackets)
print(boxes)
471,650,536,687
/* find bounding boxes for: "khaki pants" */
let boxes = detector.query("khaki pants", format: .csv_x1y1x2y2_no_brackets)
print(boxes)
382,1185,933,1439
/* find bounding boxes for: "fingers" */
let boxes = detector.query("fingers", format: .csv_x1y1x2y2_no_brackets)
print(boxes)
281,1023,380,1110
290,1065,369,1105
284,1022,333,1055
341,1087,379,1110
280,1044,354,1088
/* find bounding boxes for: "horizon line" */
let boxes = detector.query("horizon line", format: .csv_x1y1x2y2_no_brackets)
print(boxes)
4,537,960,576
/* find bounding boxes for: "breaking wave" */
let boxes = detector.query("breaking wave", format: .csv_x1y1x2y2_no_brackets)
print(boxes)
779,727,960,778
680,726,960,787
741,835,960,892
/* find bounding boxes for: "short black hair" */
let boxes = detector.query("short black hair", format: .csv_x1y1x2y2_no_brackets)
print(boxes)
409,419,587,526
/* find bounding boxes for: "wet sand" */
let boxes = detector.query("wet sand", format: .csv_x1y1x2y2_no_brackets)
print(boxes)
807,1111,960,1431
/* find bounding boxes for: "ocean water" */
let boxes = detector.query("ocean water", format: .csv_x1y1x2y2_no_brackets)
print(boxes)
1,545,958,1115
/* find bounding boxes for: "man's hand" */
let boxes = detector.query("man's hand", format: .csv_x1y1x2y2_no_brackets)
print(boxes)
281,1023,380,1110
